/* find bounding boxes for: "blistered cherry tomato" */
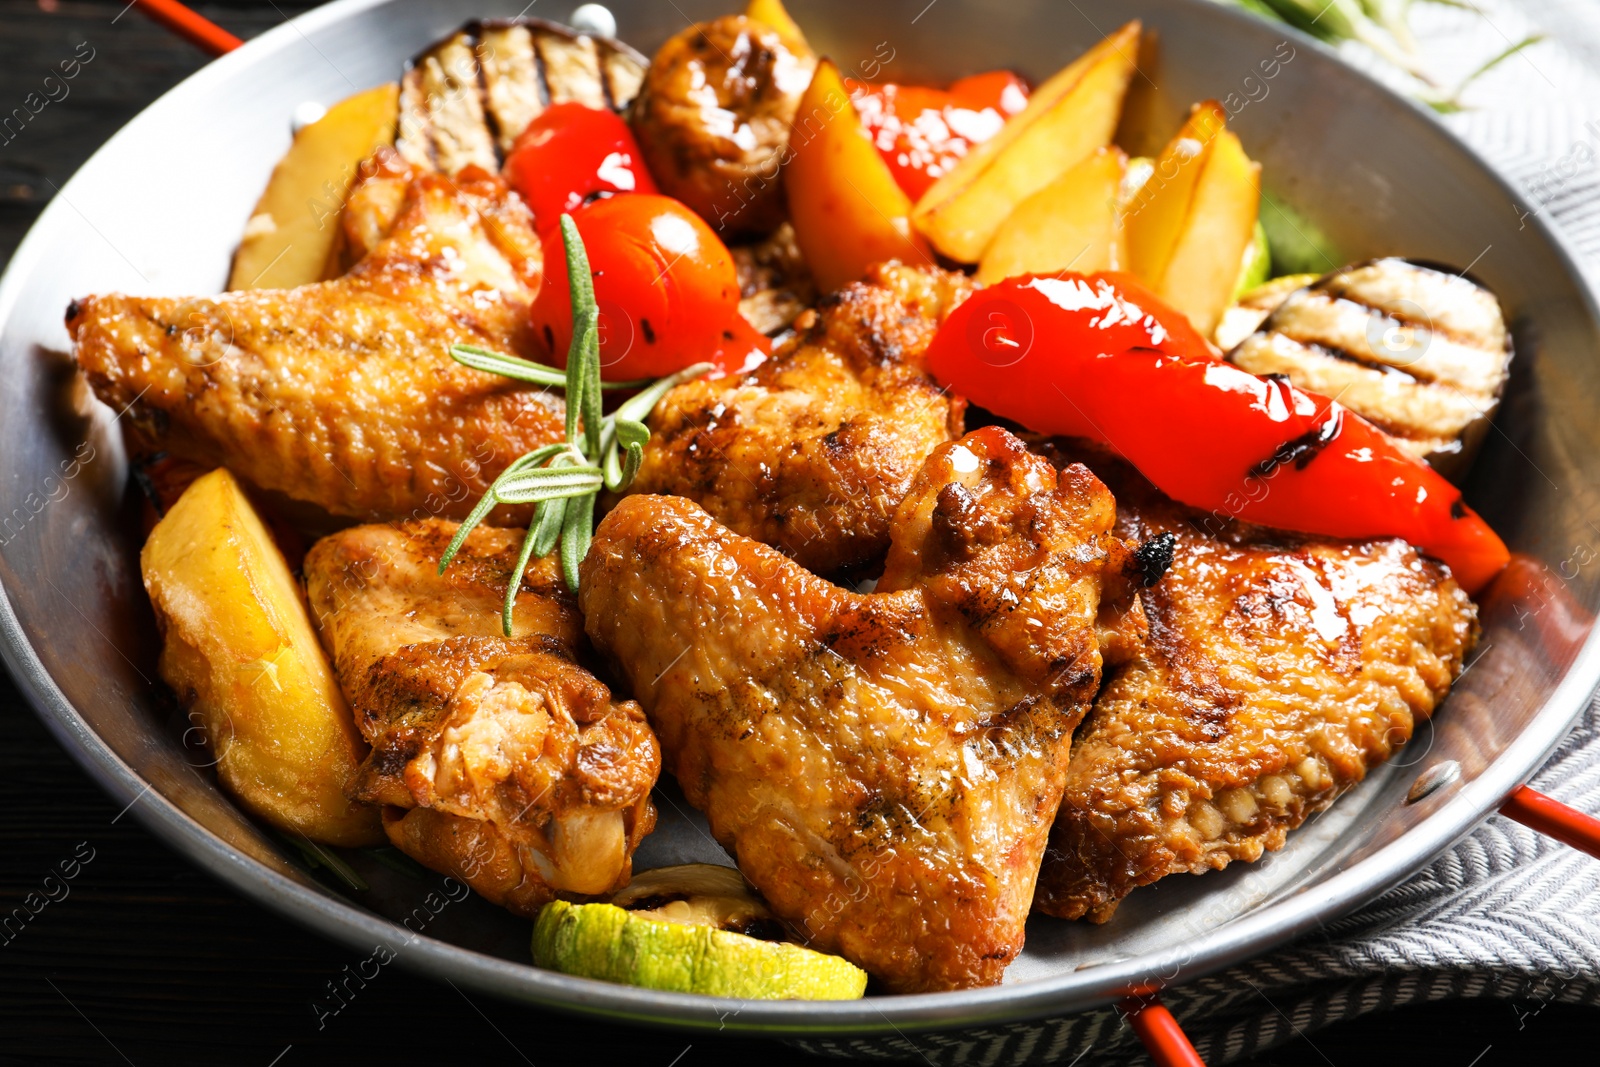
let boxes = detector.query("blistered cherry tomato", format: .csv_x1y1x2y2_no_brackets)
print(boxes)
504,102,658,225
847,71,1030,200
531,194,769,380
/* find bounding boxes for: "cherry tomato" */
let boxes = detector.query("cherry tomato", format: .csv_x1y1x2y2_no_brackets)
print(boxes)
847,71,1030,200
504,102,658,225
531,194,770,380
927,273,1510,594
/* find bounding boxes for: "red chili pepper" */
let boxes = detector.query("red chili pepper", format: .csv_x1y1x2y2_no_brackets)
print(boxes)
531,194,769,381
926,273,1510,594
504,102,658,225
846,71,1029,200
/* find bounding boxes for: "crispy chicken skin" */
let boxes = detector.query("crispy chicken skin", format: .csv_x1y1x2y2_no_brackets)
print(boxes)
304,519,658,915
626,262,972,575
1031,445,1480,922
69,166,565,522
582,427,1142,991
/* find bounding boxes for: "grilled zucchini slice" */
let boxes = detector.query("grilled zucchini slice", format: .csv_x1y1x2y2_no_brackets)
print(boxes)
1226,258,1511,478
396,19,648,175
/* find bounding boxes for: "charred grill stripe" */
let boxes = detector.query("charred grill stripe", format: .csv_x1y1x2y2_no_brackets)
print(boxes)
1270,297,1441,384
469,29,507,169
1250,410,1343,479
531,36,553,108
1135,532,1177,587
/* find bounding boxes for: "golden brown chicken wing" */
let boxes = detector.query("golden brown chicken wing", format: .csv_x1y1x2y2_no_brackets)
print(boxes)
1031,445,1480,922
582,427,1142,991
70,166,564,522
304,519,658,915
626,262,972,575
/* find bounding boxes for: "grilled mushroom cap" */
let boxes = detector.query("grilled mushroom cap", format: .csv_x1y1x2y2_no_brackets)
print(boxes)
395,19,648,175
1226,258,1511,480
631,15,817,239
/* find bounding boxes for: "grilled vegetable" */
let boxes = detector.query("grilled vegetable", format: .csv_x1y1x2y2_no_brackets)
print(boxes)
228,83,399,290
1226,258,1512,477
912,21,1140,262
1212,271,1318,351
142,469,382,846
533,864,868,999
926,272,1510,594
395,19,647,175
631,15,816,238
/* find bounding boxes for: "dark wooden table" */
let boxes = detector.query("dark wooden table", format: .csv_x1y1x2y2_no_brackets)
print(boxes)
1,2,1593,1063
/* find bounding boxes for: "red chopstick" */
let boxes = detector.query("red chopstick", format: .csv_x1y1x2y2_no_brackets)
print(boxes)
131,0,243,56
1123,995,1207,1066
1501,785,1600,859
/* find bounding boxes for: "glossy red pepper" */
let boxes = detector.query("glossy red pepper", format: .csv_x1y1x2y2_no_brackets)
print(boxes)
531,194,769,381
926,273,1511,594
504,102,658,225
847,71,1029,200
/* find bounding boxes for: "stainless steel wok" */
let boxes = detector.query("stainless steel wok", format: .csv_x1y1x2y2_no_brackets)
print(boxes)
2,0,1598,1038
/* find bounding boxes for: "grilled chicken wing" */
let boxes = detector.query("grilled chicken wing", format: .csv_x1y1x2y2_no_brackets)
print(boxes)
304,519,659,915
626,262,972,575
582,427,1142,991
69,167,564,522
1031,445,1479,922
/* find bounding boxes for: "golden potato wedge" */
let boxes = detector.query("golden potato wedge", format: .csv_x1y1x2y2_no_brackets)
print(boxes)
1124,99,1226,286
787,59,931,291
977,147,1128,283
228,82,400,291
911,21,1140,262
745,0,810,55
1150,129,1261,337
142,469,382,847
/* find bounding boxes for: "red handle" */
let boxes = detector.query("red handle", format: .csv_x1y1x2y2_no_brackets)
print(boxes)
1123,995,1206,1067
1500,785,1600,859
131,0,243,56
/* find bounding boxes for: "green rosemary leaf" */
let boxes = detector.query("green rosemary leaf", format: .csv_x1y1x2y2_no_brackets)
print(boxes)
613,361,716,424
450,344,570,387
437,490,499,574
559,492,596,593
531,495,568,557
560,213,597,316
503,516,542,637
564,307,596,443
615,418,650,449
583,316,603,461
620,442,643,488
494,467,603,505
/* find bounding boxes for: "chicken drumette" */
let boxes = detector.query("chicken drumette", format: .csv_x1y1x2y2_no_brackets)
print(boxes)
304,519,658,915
582,427,1144,991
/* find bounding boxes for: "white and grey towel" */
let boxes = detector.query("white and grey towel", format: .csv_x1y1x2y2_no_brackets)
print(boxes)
797,2,1600,1061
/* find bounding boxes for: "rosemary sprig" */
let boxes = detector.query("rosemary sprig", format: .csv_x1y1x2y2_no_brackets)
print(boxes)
438,213,712,635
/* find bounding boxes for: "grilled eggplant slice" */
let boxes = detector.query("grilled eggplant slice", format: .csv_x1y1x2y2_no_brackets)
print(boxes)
1212,272,1317,351
732,222,816,334
1227,258,1511,478
396,19,648,175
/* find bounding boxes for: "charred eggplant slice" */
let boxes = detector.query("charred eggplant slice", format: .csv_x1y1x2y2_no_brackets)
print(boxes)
396,19,648,175
1226,258,1511,478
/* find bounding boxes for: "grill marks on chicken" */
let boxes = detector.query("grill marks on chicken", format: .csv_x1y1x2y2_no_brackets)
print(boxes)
627,263,972,575
304,519,658,916
582,428,1142,990
1031,448,1479,923
69,167,565,522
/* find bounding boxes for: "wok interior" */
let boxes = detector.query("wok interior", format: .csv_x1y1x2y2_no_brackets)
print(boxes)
1,0,1597,1019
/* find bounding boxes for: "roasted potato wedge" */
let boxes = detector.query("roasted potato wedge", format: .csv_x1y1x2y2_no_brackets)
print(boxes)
228,82,399,291
977,147,1128,283
142,469,381,847
786,60,930,291
911,20,1140,262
